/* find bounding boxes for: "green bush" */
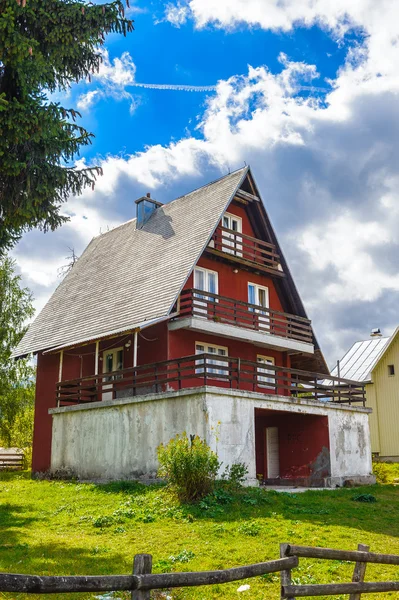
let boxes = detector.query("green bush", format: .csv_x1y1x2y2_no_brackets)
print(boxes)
157,433,220,502
221,462,248,489
373,461,399,484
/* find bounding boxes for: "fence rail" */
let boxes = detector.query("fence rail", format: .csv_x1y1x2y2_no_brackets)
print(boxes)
0,556,297,596
2,545,399,598
280,543,399,599
208,225,284,276
178,288,313,344
56,353,365,406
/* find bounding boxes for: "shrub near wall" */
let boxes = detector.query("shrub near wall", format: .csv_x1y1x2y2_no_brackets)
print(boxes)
157,433,220,502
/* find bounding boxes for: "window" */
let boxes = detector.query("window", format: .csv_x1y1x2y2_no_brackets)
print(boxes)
194,267,218,296
103,347,123,381
193,267,218,316
248,283,269,309
248,283,270,329
388,364,395,376
222,212,242,256
196,342,228,376
257,355,275,386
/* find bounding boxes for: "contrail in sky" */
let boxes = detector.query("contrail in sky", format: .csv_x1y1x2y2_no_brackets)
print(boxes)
131,83,216,92
130,82,329,93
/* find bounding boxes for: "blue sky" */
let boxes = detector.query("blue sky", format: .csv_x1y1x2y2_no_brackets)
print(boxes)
73,4,355,158
13,0,399,365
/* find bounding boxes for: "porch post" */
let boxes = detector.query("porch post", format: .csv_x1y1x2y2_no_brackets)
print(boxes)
58,350,63,382
95,340,99,376
133,330,138,368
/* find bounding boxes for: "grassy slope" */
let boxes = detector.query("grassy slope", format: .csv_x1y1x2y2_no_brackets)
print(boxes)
1,472,399,600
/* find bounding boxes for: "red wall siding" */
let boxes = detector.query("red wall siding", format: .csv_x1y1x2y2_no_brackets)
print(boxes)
168,329,286,365
255,409,330,479
137,322,168,366
182,200,284,313
184,255,285,313
32,352,60,473
222,202,255,237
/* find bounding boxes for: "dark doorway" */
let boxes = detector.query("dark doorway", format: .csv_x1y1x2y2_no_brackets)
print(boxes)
255,408,331,487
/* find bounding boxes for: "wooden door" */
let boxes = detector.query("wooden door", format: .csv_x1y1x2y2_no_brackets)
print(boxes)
266,426,280,478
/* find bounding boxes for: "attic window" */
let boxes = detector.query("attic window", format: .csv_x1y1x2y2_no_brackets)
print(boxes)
388,364,395,376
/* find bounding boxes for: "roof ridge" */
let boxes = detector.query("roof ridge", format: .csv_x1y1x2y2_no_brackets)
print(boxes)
92,166,248,241
168,165,248,206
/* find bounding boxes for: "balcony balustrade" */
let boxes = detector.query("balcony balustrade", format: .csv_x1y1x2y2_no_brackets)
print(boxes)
178,289,313,345
207,226,284,276
56,353,366,407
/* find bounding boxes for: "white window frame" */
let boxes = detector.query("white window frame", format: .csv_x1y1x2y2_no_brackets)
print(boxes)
102,346,124,382
222,212,242,233
193,267,219,316
248,282,269,310
257,355,275,387
222,212,243,256
194,266,219,296
195,342,228,376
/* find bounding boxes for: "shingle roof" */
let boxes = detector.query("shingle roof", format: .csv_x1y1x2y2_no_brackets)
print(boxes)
330,336,392,382
14,167,248,357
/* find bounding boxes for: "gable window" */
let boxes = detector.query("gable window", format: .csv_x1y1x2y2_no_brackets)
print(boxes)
196,342,228,376
257,355,275,386
388,364,395,376
103,347,123,382
222,212,242,256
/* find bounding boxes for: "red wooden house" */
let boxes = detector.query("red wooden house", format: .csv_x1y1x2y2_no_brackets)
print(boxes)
14,167,374,486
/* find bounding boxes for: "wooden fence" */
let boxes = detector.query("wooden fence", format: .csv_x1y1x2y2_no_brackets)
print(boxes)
279,543,399,598
1,544,399,598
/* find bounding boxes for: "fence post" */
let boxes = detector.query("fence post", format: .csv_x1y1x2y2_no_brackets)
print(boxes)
280,543,295,600
349,543,370,600
132,553,152,600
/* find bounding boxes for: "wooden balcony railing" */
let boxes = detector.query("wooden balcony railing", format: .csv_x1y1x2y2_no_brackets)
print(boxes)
208,226,284,276
56,353,365,407
178,289,313,345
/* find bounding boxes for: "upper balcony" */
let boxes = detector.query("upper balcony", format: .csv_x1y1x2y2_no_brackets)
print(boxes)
206,226,285,277
170,289,314,355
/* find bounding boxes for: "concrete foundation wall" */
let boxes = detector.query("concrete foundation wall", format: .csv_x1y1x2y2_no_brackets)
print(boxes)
51,392,207,480
50,387,374,485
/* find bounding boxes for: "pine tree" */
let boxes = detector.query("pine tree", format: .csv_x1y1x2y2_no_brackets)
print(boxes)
0,256,35,449
0,0,133,252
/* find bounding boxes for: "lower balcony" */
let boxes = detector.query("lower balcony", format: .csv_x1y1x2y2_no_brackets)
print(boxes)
56,353,366,407
170,289,314,354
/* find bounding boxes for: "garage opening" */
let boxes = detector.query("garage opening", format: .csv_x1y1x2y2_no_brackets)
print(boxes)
255,408,331,487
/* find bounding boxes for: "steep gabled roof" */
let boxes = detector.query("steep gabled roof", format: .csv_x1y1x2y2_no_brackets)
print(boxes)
14,165,328,374
330,329,399,382
14,167,248,357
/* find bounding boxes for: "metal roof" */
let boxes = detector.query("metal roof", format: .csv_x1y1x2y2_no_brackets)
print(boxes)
331,336,391,382
14,167,247,357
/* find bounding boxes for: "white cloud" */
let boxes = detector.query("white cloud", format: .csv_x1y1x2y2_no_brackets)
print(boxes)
14,0,399,363
76,49,137,112
77,90,100,111
163,2,190,27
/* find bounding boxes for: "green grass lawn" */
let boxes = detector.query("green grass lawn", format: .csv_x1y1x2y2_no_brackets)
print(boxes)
1,471,399,600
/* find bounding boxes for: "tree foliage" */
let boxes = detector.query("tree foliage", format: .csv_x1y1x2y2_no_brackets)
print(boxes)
0,0,133,252
0,256,35,450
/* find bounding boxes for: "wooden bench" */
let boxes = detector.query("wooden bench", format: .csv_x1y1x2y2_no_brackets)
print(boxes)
0,449,24,470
